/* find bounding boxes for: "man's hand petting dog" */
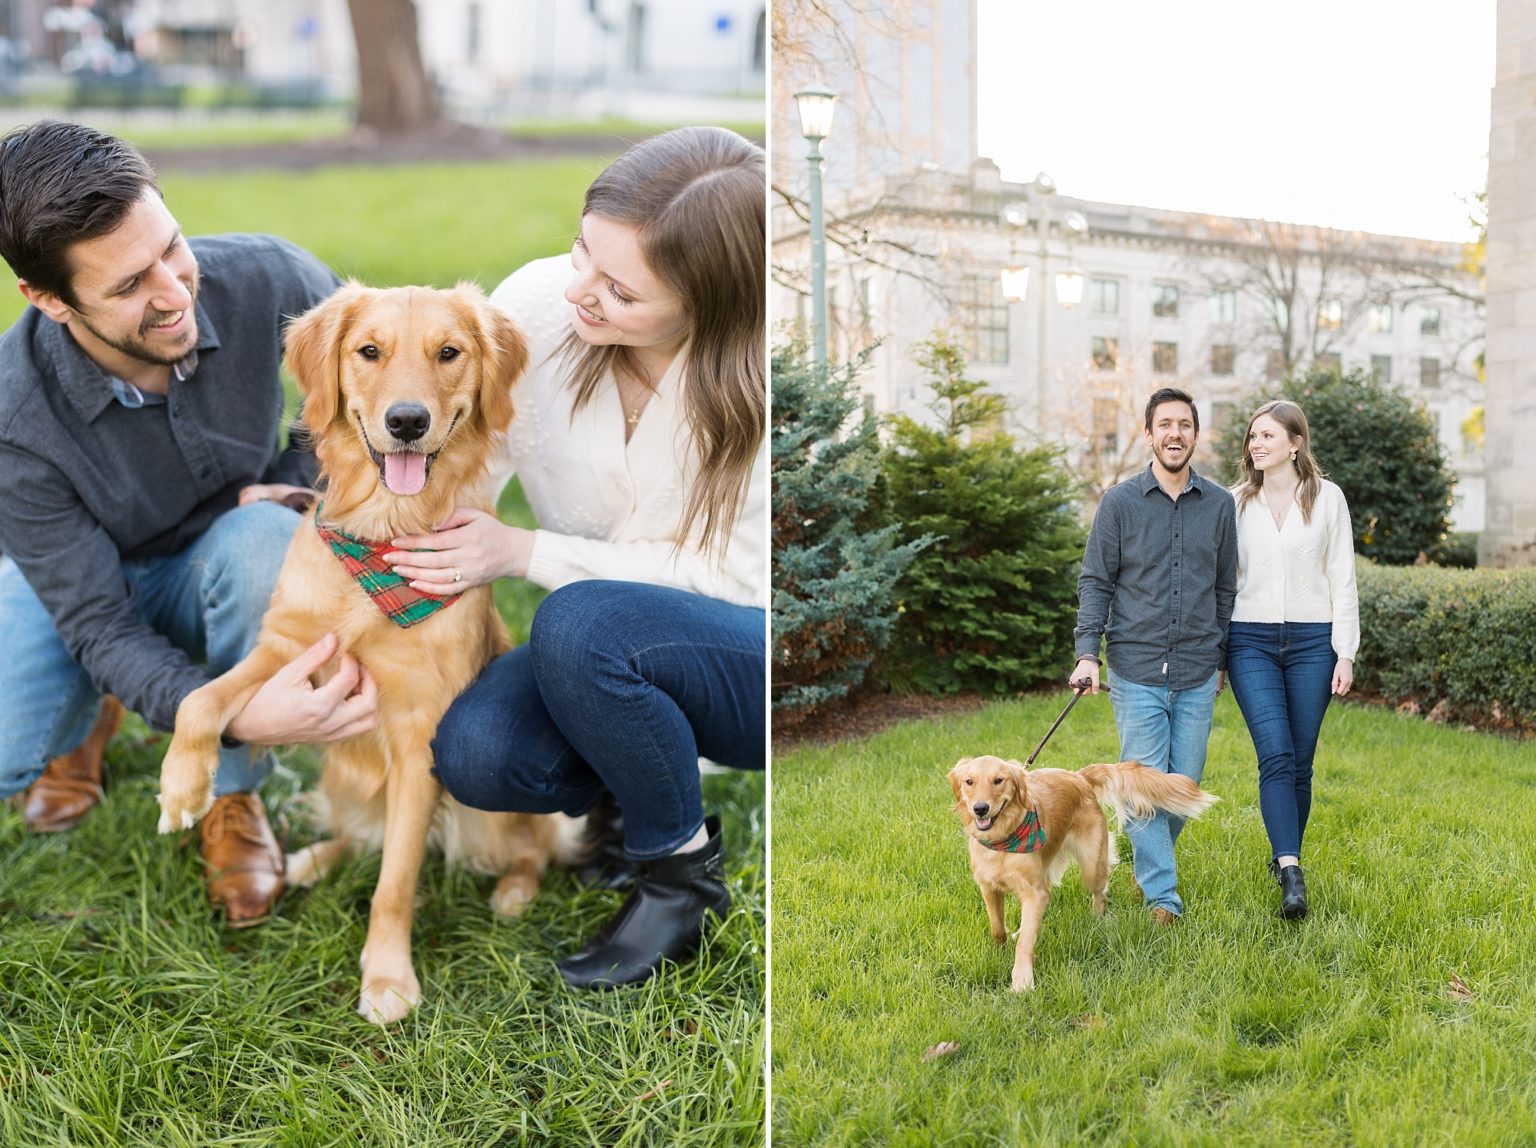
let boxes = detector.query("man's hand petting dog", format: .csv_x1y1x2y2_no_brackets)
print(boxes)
239,482,320,513
225,633,379,746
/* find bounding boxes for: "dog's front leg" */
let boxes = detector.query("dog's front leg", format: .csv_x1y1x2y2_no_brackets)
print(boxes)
1010,885,1049,992
357,723,440,1025
157,645,289,833
980,882,1008,945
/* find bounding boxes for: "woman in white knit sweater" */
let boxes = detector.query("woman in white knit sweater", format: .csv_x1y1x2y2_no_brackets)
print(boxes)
382,127,765,988
1226,399,1359,920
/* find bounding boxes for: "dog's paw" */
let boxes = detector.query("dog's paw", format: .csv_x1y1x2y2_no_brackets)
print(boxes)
155,753,215,833
490,872,538,918
1010,967,1036,992
358,971,422,1025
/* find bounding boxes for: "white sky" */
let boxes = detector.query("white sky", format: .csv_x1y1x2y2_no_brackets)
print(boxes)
976,0,1496,242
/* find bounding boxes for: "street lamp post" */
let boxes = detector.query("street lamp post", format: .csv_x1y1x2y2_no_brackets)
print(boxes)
795,84,837,368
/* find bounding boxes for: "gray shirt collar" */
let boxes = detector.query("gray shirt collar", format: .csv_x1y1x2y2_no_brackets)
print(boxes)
1133,460,1210,498
47,292,221,424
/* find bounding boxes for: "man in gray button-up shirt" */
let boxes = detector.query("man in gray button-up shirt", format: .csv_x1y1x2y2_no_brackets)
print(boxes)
0,121,376,925
1070,387,1236,923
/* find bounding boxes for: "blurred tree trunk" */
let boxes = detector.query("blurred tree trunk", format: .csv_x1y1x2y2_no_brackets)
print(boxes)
346,0,439,133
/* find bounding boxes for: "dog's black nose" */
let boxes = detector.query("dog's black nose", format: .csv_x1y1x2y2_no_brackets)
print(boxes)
972,802,990,817
385,402,431,443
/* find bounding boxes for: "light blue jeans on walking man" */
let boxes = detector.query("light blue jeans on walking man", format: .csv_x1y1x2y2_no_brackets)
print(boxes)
1110,670,1220,917
0,501,299,800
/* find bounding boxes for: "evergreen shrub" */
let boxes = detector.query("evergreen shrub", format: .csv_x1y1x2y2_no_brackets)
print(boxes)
770,346,926,715
880,338,1085,695
1356,562,1536,731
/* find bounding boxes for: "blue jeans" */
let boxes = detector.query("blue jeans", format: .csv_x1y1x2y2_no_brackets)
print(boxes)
432,580,766,860
1109,670,1219,916
1227,621,1335,862
0,501,299,799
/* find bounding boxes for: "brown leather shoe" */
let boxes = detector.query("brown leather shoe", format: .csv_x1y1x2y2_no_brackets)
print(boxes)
1149,907,1178,927
19,696,126,833
200,792,285,929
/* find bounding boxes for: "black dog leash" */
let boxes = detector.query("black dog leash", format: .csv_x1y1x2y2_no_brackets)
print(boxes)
1025,677,1108,766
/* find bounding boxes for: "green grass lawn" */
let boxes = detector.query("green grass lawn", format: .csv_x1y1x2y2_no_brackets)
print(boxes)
771,691,1536,1146
0,158,765,1144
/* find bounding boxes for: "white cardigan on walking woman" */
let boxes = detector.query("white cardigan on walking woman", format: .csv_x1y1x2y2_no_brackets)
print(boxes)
1230,478,1360,661
486,256,766,611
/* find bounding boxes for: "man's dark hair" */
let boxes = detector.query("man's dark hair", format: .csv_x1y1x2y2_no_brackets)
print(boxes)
0,120,160,307
1143,386,1200,434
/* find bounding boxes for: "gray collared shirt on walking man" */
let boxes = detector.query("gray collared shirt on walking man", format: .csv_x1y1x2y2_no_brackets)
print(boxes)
0,233,339,733
1074,463,1237,690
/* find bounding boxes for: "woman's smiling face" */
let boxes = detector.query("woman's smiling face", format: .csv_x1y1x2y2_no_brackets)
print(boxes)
564,214,690,358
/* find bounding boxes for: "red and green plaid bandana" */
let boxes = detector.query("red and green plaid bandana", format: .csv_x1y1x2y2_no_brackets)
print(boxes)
983,808,1046,854
314,505,461,629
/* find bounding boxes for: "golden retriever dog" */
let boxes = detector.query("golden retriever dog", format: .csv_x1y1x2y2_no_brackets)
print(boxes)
157,282,575,1024
948,755,1218,991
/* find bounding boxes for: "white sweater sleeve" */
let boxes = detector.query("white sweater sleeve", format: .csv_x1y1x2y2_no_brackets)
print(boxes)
523,446,768,610
1324,483,1360,660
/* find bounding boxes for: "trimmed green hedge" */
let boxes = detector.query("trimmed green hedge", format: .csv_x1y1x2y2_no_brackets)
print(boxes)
1357,562,1536,732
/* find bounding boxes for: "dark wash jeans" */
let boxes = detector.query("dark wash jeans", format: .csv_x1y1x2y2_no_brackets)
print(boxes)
1226,621,1336,861
431,580,766,860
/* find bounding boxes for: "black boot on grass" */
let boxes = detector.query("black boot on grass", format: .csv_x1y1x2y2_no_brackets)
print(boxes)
559,816,730,990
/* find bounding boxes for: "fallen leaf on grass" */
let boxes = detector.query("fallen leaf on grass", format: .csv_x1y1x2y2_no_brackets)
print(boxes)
1072,1015,1107,1032
922,1041,960,1062
1447,973,1474,1002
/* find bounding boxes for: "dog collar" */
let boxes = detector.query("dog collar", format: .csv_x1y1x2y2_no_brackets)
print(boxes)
314,503,463,629
983,807,1046,854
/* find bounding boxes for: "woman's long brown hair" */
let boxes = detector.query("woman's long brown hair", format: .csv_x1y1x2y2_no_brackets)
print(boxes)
1233,399,1324,524
559,126,765,557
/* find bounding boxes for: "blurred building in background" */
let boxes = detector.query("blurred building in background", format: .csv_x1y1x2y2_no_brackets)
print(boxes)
1,0,764,119
772,0,1486,531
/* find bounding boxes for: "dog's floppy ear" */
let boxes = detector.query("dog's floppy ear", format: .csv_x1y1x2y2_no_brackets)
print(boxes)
1004,759,1030,799
948,757,972,805
456,284,527,436
284,282,366,438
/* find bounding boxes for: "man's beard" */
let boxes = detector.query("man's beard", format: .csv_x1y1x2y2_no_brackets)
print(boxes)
1155,442,1191,473
75,276,199,368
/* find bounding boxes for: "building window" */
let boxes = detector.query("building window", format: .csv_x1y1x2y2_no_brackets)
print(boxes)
1268,298,1290,331
960,276,1009,366
1091,336,1119,371
1420,307,1441,336
1153,341,1178,374
1318,298,1343,330
1421,357,1441,388
1152,284,1179,318
1371,354,1392,385
1090,278,1120,315
1369,303,1393,333
1092,397,1119,458
1209,289,1236,325
1316,351,1342,372
1265,350,1286,381
1210,344,1235,376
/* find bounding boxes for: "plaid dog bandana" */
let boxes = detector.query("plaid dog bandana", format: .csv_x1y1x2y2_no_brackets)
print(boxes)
983,808,1046,854
314,505,462,629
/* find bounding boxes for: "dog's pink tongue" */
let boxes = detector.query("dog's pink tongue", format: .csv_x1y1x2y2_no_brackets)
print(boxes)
383,451,427,496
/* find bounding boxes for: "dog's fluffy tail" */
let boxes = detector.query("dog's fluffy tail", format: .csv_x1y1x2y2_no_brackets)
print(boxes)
1080,761,1219,827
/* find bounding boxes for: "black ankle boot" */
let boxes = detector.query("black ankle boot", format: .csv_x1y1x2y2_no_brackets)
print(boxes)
1279,864,1308,919
572,790,637,891
559,816,730,990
